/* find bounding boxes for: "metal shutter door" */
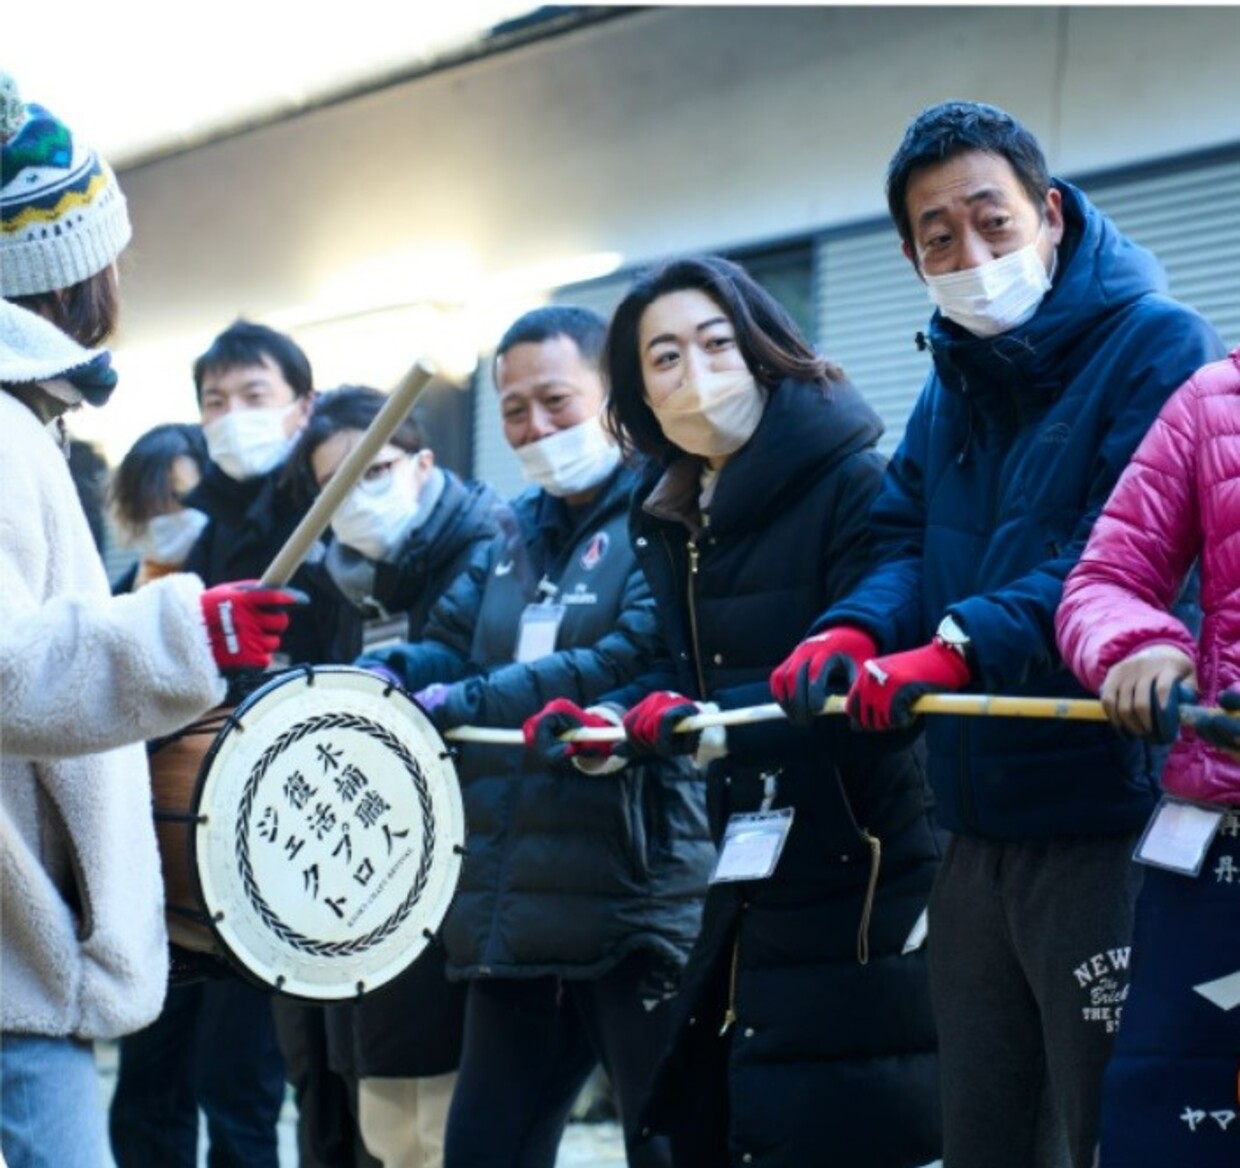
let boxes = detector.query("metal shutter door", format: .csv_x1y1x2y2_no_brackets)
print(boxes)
469,357,526,503
814,229,933,456
1080,153,1240,349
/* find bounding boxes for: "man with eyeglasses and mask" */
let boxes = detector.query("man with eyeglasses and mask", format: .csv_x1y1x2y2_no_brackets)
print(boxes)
277,383,509,1168
361,305,712,1168
770,100,1226,1168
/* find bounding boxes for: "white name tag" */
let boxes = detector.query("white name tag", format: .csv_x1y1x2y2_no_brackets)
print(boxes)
514,603,565,663
1134,796,1226,877
710,808,794,884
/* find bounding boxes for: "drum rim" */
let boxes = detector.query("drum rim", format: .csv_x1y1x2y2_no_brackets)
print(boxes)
192,664,464,1000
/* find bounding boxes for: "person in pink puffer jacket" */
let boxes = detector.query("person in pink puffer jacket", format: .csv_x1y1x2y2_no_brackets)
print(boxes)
1057,345,1240,1168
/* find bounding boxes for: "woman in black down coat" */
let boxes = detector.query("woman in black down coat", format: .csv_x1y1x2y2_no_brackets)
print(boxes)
528,255,942,1167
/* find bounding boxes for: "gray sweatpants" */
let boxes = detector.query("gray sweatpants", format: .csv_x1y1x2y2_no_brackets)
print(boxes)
927,831,1144,1168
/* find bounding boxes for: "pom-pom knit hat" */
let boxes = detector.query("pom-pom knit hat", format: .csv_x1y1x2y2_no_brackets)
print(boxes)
0,70,131,298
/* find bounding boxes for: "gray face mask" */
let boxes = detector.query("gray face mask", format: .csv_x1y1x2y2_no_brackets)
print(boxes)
924,234,1053,338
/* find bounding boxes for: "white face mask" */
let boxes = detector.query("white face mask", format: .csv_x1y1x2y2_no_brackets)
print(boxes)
134,508,209,565
649,367,767,459
204,402,299,481
329,455,424,562
924,237,1053,338
514,415,621,498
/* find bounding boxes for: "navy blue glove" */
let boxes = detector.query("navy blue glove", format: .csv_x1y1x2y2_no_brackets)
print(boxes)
1194,689,1240,754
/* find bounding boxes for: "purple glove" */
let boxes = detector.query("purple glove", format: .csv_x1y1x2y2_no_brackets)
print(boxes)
362,662,408,692
413,682,452,716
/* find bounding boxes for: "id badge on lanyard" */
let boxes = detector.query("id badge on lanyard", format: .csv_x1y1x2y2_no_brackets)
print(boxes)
710,808,795,884
514,576,566,664
1133,795,1226,877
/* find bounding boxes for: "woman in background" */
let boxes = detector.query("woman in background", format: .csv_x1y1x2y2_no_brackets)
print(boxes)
110,422,210,589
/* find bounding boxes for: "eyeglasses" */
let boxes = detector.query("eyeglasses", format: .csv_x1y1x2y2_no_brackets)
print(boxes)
355,452,410,495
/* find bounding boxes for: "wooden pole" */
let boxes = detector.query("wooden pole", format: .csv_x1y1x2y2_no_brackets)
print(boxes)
444,692,1232,747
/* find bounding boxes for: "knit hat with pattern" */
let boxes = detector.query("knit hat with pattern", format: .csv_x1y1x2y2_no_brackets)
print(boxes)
0,70,131,298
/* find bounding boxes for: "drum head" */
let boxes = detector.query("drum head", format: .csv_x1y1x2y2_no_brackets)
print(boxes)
193,666,464,1001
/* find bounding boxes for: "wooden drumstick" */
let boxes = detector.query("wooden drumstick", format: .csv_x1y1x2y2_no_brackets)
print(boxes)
260,359,439,588
444,693,1235,747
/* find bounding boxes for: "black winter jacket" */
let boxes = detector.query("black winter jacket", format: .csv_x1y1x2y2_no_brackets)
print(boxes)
323,470,506,1079
626,380,942,1168
369,466,714,983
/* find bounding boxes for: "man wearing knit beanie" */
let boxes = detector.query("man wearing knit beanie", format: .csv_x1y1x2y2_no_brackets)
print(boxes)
0,70,302,1168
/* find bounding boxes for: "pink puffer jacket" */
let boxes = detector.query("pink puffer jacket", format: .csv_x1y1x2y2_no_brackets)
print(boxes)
1057,347,1240,806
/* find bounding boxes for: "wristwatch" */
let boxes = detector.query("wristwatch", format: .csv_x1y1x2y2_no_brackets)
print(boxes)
935,614,971,660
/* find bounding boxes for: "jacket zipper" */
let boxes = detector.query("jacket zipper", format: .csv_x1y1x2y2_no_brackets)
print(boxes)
482,559,549,973
686,532,708,698
719,928,741,1036
685,523,736,1033
956,406,1019,834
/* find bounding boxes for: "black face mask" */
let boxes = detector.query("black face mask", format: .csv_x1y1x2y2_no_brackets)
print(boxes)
66,351,118,407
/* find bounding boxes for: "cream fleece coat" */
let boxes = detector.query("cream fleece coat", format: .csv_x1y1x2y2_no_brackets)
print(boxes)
1,389,225,1039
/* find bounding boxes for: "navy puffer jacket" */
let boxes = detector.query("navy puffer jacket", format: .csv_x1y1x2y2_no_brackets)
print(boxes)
370,466,713,983
825,181,1226,839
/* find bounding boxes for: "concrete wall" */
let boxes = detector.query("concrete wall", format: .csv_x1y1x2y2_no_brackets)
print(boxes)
82,5,1240,461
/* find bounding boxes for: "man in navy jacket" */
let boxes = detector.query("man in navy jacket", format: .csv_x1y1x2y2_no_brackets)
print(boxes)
771,100,1225,1168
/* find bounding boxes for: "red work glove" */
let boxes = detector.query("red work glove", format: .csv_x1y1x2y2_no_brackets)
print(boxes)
523,698,626,775
846,639,971,731
769,626,878,725
623,691,705,759
199,580,306,672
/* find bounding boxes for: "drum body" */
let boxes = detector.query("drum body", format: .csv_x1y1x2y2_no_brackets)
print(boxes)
149,666,464,1001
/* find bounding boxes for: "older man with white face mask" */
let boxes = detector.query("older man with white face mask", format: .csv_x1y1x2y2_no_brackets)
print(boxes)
358,305,712,1168
496,325,621,501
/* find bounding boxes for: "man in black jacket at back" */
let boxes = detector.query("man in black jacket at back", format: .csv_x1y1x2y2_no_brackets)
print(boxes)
183,318,344,666
109,320,372,1168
